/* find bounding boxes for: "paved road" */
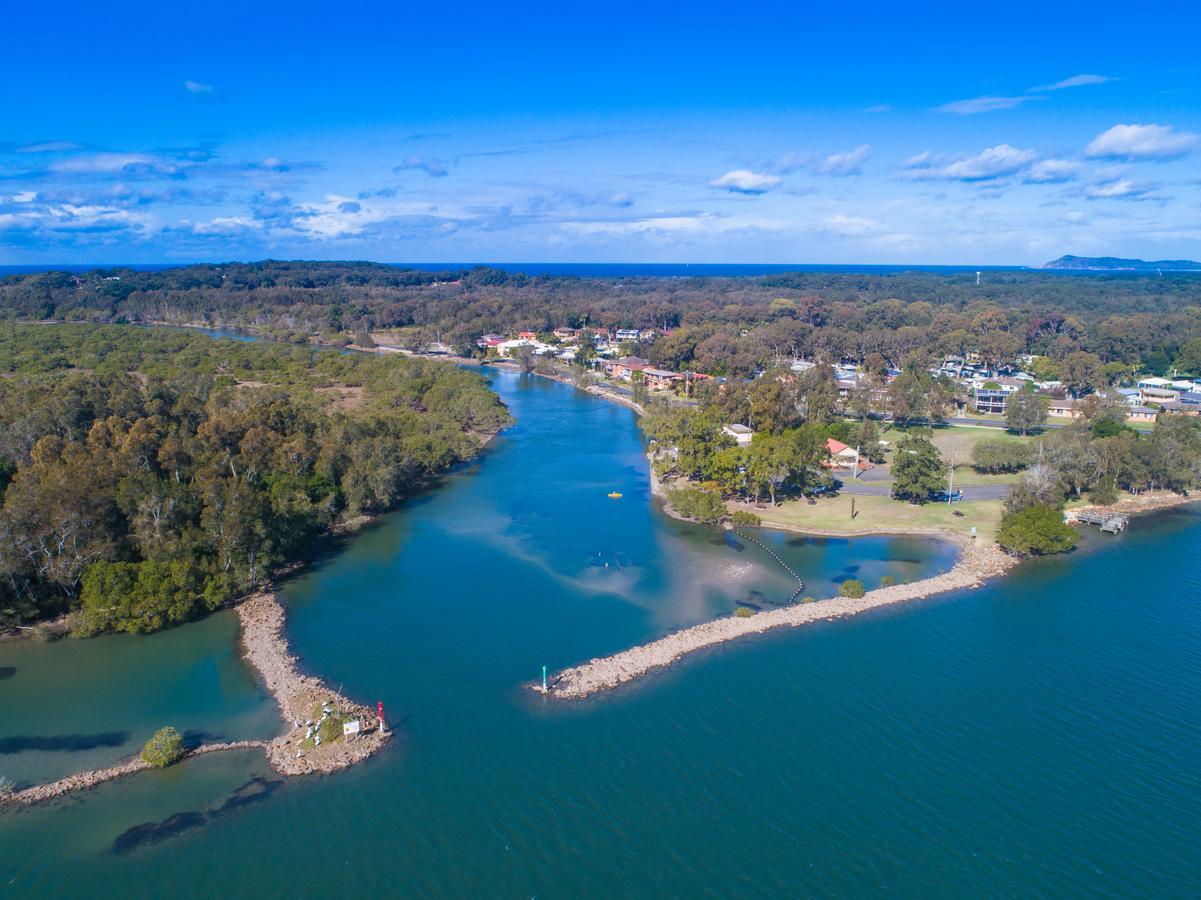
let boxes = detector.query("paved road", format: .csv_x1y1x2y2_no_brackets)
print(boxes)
836,478,1011,501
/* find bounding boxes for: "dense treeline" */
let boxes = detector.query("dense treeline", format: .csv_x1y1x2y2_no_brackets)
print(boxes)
4,262,1201,378
0,324,510,632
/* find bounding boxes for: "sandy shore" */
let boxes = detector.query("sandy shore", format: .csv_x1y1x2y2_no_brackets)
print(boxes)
538,537,1014,699
1,593,388,809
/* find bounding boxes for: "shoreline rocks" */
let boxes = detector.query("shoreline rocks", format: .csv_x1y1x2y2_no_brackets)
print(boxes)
236,593,389,776
1,594,388,809
539,539,1015,699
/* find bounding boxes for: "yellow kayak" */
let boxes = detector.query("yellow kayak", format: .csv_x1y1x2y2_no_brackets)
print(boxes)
607,492,623,499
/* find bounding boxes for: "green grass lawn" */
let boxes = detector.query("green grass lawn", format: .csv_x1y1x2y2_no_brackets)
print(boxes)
874,424,1034,487
746,492,1003,543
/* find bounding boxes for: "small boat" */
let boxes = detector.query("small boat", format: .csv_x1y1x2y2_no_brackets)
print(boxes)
607,491,623,499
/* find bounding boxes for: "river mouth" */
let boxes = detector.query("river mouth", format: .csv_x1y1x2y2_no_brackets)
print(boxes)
0,369,955,784
0,364,967,886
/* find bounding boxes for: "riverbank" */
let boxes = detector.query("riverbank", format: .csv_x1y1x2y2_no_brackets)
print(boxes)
1066,489,1200,522
1,593,388,809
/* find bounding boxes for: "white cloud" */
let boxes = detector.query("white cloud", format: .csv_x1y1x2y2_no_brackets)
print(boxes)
709,169,781,194
864,104,891,113
816,145,870,177
18,141,86,153
1024,159,1081,183
192,215,260,235
1085,178,1156,200
1085,123,1200,160
290,194,474,238
821,214,884,236
185,80,213,93
49,152,183,176
775,152,815,174
936,95,1034,115
564,212,786,237
1031,73,1114,92
905,144,1037,181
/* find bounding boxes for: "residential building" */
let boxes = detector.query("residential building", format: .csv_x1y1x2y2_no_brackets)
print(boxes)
1137,376,1173,391
824,438,870,471
615,328,641,342
642,367,682,390
974,388,1009,415
1128,406,1157,423
1141,386,1180,404
610,356,650,380
722,424,754,446
1046,397,1080,419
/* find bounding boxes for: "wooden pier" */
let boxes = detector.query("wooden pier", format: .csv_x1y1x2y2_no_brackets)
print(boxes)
1069,510,1129,533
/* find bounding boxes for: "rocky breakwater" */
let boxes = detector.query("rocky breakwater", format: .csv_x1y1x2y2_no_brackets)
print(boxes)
1,594,389,809
1,741,270,808
236,594,389,776
539,539,1015,700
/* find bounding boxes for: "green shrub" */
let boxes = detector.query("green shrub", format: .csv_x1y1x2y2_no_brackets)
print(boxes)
880,575,896,587
734,606,755,618
666,487,726,525
971,439,1033,474
140,726,186,768
839,579,866,599
1088,481,1119,505
730,510,761,527
997,504,1077,555
317,716,345,745
800,596,817,604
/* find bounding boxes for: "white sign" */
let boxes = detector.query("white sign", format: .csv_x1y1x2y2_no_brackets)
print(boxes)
342,720,361,736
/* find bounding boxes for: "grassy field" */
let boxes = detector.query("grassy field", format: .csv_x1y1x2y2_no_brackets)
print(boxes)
875,424,1039,487
746,492,1004,543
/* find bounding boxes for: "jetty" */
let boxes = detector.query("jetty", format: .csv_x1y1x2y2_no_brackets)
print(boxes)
1067,509,1129,533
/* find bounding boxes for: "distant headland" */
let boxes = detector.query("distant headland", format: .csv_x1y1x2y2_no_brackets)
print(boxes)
1043,255,1201,272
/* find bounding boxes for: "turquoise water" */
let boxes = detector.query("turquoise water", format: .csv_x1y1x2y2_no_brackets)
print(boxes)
2,371,1200,896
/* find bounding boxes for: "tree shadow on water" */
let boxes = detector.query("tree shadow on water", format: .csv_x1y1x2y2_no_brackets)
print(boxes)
0,732,129,754
110,812,207,855
0,666,15,680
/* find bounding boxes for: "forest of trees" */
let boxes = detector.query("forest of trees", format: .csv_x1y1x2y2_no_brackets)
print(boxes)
0,324,510,633
4,262,1201,380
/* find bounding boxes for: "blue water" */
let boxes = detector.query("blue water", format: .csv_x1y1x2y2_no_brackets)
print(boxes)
1,371,1200,897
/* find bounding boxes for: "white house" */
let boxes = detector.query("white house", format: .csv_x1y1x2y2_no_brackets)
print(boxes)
722,424,754,446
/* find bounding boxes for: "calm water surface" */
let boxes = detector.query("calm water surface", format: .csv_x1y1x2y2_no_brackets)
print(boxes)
2,371,1199,897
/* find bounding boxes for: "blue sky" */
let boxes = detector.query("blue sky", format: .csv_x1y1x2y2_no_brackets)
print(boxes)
2,0,1199,265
